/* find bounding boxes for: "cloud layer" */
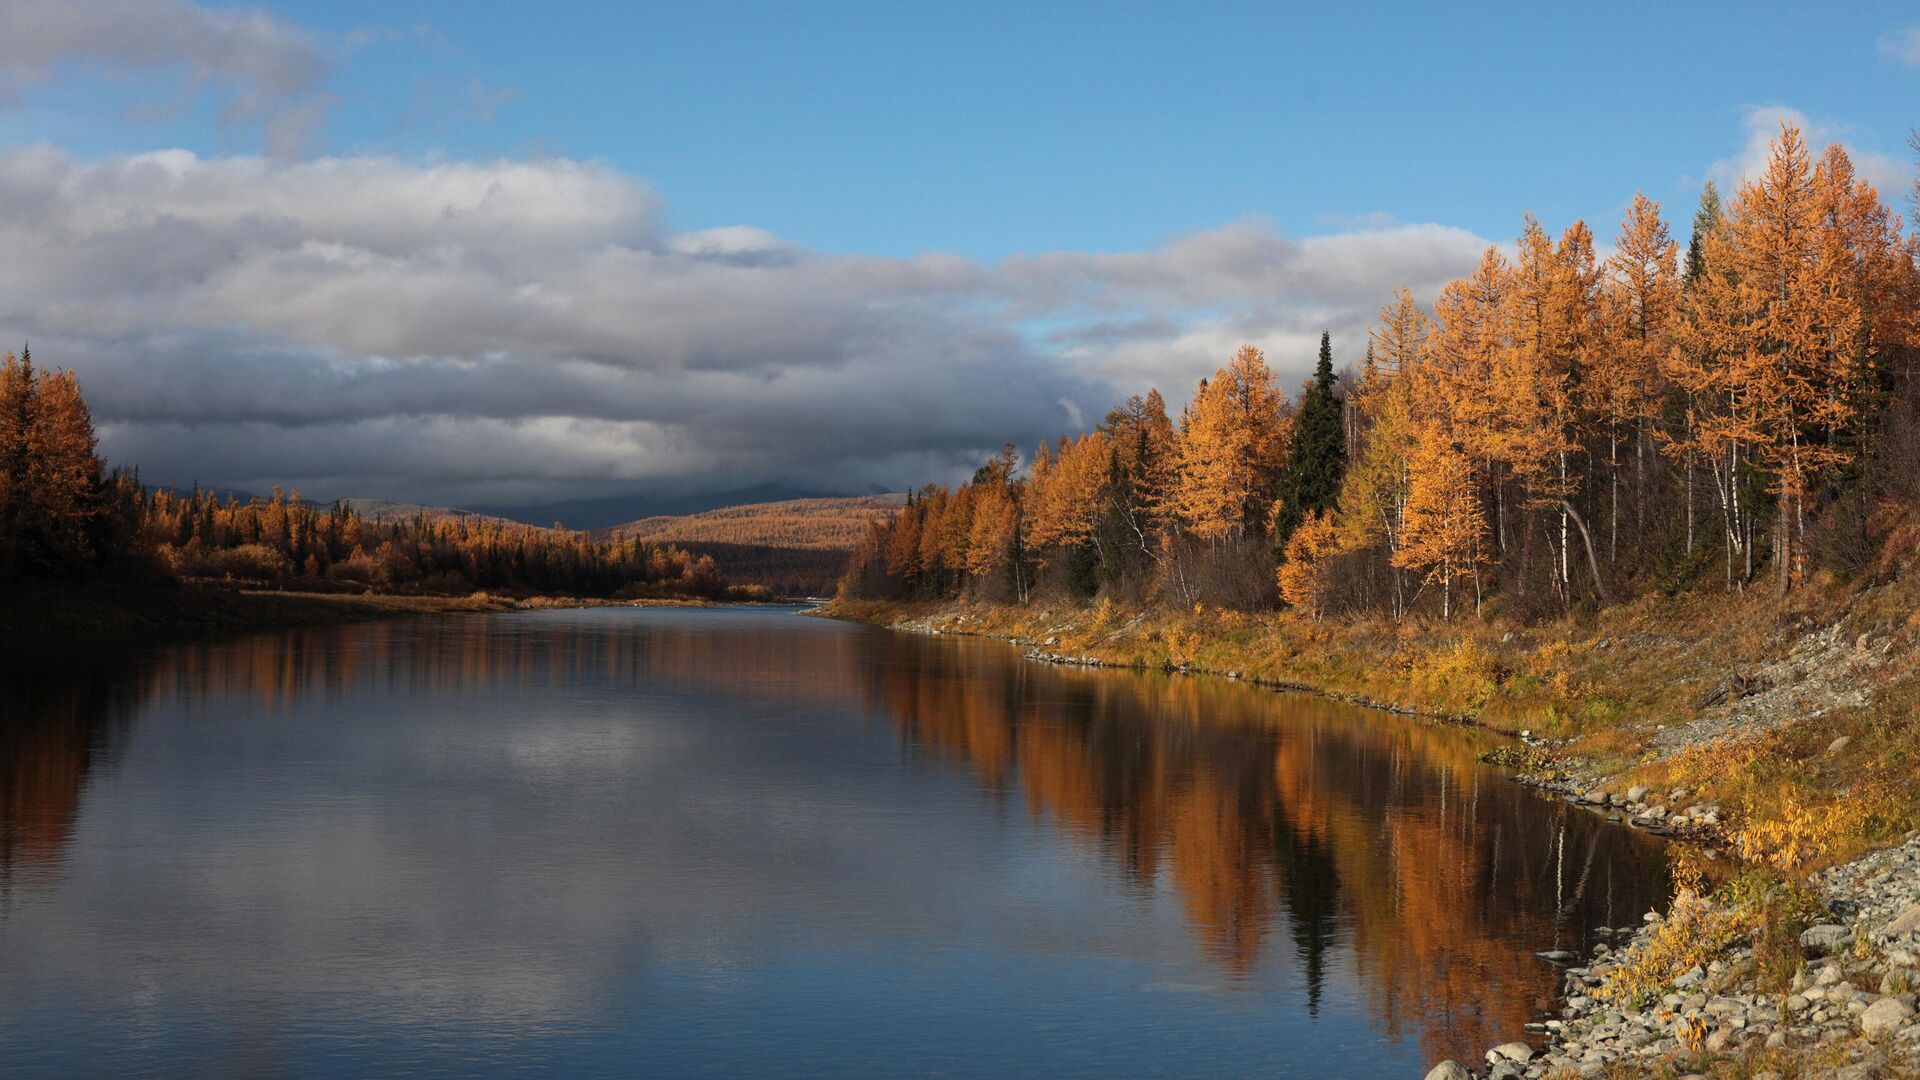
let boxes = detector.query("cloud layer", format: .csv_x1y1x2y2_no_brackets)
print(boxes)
0,145,1486,503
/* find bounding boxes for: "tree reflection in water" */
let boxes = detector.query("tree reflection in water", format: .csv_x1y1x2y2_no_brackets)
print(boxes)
0,610,1668,1067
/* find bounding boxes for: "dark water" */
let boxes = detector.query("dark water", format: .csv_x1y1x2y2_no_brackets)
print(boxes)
0,606,1670,1077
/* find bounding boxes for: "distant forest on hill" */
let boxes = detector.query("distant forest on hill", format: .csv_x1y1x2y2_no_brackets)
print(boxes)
602,495,906,596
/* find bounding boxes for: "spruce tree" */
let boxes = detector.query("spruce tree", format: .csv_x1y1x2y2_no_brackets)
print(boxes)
1682,181,1719,290
1272,331,1346,560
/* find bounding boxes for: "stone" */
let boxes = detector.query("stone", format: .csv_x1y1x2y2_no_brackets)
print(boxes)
1829,735,1853,755
1802,924,1853,954
1487,1041,1533,1063
1584,789,1609,805
1627,785,1648,803
1422,1062,1471,1080
1882,903,1920,939
1861,995,1914,1039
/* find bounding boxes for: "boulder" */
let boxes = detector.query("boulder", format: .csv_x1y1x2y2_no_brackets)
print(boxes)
1423,1062,1472,1080
1802,924,1852,955
1882,903,1920,939
1487,1041,1533,1063
1861,995,1914,1039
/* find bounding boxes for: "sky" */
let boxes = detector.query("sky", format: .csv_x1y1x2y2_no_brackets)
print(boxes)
0,0,1916,506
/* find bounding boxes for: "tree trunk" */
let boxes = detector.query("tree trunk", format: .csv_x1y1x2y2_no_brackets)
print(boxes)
1558,499,1612,605
1775,491,1791,599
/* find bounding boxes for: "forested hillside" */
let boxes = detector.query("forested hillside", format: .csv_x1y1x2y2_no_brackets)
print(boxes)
843,125,1919,622
0,350,732,600
606,495,905,596
606,495,904,548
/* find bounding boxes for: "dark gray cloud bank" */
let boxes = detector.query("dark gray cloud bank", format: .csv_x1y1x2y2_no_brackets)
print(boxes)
0,146,1488,504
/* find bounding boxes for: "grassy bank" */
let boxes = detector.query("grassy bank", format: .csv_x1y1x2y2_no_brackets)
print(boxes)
826,569,1920,875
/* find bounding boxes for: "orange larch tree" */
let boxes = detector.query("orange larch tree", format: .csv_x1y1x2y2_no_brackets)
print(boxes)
1596,193,1679,565
1167,345,1292,542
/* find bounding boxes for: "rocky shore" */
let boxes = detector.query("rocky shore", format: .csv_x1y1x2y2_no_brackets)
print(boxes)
1433,833,1920,1079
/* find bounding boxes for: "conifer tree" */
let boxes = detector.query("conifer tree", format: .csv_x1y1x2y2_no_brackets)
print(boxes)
1682,182,1720,290
1272,332,1347,559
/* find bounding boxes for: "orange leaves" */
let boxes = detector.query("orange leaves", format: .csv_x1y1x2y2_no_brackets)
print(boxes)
1275,508,1340,618
1678,124,1867,502
0,351,108,576
1595,193,1679,437
965,479,1020,580
1025,430,1109,557
1166,345,1291,541
1392,426,1486,619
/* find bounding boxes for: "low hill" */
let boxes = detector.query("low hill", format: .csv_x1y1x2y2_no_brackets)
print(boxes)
477,482,868,531
334,498,526,528
602,494,906,596
603,494,906,550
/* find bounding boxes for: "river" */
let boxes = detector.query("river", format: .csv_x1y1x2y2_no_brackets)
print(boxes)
0,605,1670,1076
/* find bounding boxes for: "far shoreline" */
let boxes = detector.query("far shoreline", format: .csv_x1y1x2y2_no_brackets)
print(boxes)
0,580,789,657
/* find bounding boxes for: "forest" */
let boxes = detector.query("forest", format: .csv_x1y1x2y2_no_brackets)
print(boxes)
842,125,1920,623
0,348,729,600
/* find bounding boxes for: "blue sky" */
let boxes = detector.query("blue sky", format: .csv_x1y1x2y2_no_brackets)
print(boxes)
0,1,1915,502
12,2,1919,258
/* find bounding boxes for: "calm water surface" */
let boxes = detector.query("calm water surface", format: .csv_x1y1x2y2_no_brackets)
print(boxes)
0,606,1670,1076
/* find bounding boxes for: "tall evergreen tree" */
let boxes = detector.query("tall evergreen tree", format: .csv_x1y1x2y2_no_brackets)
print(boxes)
1272,332,1347,559
1682,181,1720,290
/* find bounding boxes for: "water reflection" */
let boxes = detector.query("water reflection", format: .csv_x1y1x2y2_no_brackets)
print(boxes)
0,608,1668,1075
857,635,1668,1063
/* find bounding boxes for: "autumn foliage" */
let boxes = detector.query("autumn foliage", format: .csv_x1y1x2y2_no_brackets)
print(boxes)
845,125,1920,620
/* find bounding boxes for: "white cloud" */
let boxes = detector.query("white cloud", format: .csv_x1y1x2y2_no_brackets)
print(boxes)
1880,26,1920,66
1709,104,1910,199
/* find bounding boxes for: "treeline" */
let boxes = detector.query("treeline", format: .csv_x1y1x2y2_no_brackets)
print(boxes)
0,349,731,599
662,541,853,598
843,125,1920,620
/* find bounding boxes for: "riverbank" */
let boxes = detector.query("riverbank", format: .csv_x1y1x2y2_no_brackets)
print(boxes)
823,577,1920,1077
